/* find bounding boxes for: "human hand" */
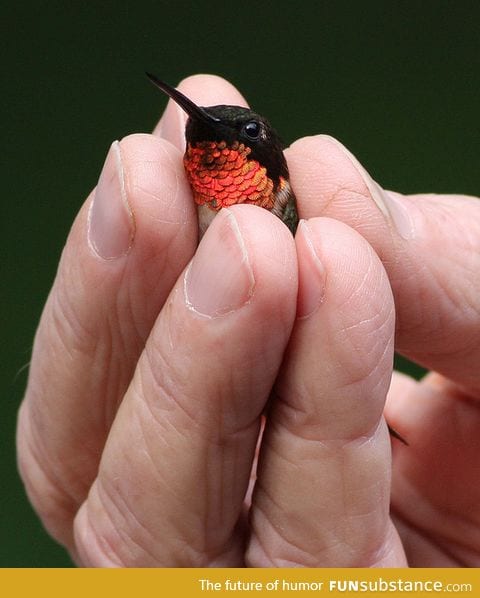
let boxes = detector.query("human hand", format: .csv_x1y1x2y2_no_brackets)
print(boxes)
17,75,480,567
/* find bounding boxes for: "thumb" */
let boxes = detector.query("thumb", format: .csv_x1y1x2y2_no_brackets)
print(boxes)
286,134,480,393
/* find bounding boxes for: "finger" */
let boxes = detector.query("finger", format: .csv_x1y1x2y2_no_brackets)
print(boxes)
153,74,249,150
247,217,406,567
286,135,480,393
385,371,480,566
73,206,298,567
17,134,196,549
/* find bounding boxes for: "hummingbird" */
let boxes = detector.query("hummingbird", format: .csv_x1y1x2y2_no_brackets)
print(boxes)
147,73,407,446
146,73,298,237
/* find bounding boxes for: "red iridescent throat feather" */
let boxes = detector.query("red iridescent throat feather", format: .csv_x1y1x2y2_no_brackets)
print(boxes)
184,139,284,211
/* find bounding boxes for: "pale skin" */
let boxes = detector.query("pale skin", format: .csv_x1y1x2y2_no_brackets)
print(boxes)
17,75,480,567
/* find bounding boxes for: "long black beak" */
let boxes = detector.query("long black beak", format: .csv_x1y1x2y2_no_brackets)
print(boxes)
146,72,220,125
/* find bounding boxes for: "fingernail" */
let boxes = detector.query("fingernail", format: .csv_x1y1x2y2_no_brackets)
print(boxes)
376,187,416,240
323,135,415,240
88,141,135,260
296,220,326,319
184,209,255,317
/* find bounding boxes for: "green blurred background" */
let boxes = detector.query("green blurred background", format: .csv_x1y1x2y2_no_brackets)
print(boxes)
2,1,479,566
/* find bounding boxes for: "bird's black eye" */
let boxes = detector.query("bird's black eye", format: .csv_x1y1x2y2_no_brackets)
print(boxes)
242,120,262,140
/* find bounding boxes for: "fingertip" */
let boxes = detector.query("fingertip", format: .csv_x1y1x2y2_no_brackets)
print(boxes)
286,134,352,173
176,74,249,108
297,216,390,304
183,208,256,318
286,135,389,236
188,205,297,330
226,205,298,312
116,132,197,247
179,207,298,369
